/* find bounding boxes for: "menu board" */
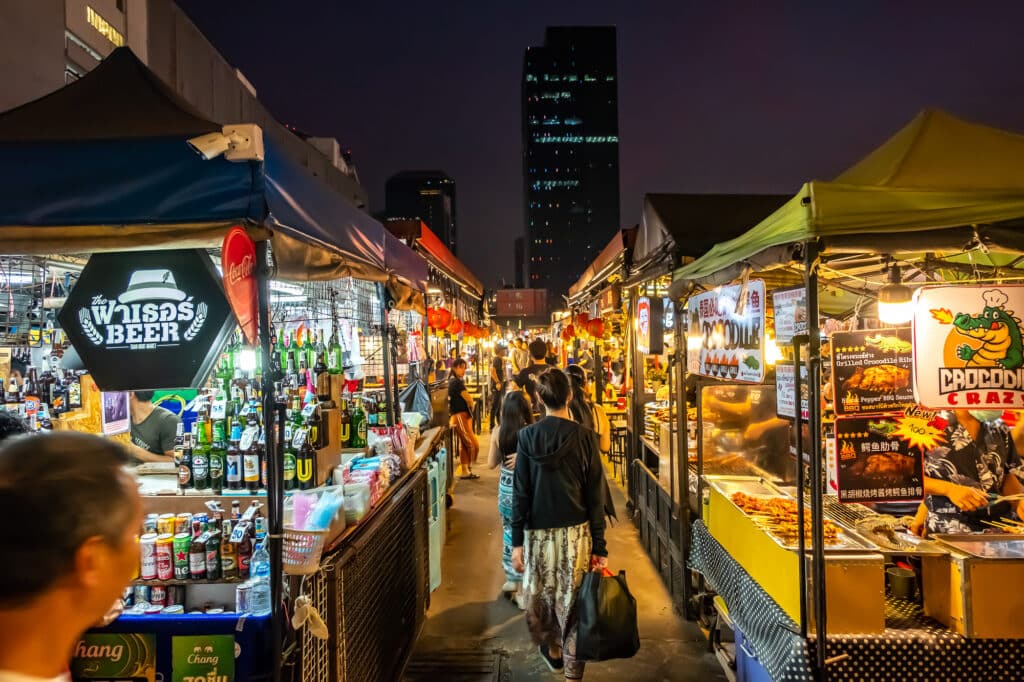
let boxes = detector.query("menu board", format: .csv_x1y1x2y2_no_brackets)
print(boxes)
834,415,925,503
913,285,1024,409
832,328,914,416
776,362,809,420
690,279,765,383
772,286,807,345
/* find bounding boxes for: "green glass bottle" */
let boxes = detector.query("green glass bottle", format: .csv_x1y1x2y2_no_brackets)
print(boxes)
328,328,343,375
349,398,367,449
193,413,212,491
209,419,227,494
275,328,287,370
304,330,316,370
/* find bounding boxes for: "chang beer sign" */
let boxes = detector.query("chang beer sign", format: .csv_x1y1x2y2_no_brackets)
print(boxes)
172,634,235,682
913,285,1024,409
71,633,155,681
59,250,236,390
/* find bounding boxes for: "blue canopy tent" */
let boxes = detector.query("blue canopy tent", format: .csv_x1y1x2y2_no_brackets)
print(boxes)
0,47,427,305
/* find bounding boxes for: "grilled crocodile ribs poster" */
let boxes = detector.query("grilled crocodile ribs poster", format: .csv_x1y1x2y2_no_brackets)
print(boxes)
913,285,1024,409
834,414,926,503
831,328,914,416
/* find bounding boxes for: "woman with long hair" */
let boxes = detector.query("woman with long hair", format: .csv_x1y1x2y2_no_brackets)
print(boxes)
448,358,479,479
487,391,534,607
511,368,609,679
566,365,611,455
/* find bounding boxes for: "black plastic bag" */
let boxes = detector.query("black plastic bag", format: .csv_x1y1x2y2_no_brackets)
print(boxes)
575,569,640,662
398,379,433,426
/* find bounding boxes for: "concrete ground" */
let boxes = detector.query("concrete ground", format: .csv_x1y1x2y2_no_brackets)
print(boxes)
408,428,727,682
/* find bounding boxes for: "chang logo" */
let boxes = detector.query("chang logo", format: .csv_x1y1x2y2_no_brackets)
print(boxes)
77,269,208,350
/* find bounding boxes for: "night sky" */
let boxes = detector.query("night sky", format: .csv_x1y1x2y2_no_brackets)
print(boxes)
177,1,1024,289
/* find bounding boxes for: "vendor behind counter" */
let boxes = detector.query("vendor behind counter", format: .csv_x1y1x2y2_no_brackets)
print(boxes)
127,390,180,464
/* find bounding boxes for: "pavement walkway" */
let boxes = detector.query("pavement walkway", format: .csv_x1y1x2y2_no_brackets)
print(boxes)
405,428,726,682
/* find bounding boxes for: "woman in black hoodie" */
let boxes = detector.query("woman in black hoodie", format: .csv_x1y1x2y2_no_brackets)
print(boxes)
511,368,609,680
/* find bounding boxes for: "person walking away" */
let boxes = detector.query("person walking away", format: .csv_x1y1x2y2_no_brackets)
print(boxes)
487,391,534,608
545,341,559,367
514,339,552,418
449,358,480,478
512,339,529,376
567,365,611,456
511,369,609,679
489,349,507,430
127,390,181,464
0,432,143,682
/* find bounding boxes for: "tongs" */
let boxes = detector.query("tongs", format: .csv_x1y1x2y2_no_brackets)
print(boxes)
988,493,1024,506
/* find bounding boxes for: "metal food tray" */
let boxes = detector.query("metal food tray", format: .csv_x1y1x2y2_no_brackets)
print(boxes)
932,534,1024,560
705,476,880,553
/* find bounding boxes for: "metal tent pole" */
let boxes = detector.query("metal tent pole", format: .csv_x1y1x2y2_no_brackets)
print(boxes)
673,299,694,615
256,240,283,682
804,241,828,680
791,334,809,639
378,283,396,426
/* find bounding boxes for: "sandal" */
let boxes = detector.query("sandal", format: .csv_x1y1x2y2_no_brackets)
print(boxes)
459,472,480,480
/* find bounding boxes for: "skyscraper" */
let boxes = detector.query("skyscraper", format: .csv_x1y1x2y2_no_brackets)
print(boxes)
522,26,620,301
385,171,458,255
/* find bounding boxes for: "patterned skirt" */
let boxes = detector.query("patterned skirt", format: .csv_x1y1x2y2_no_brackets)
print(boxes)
522,521,592,679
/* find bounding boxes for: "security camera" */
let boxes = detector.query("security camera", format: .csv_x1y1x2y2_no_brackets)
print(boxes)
187,124,264,162
187,132,231,160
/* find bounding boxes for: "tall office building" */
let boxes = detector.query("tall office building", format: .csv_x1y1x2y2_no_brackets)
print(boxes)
385,171,458,255
522,26,620,301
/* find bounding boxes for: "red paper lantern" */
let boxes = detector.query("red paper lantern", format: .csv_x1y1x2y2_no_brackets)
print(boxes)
576,312,590,327
447,318,463,335
588,318,605,338
435,307,452,330
561,324,575,342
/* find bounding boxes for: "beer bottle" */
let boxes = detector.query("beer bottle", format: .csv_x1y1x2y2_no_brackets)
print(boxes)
304,330,316,371
350,398,367,448
226,422,243,490
188,521,206,580
209,419,226,495
191,422,210,490
283,435,298,492
242,412,261,492
258,422,268,490
328,328,343,375
220,519,238,579
231,499,242,521
314,351,330,402
205,519,222,580
296,422,317,490
376,392,387,427
339,399,352,448
237,528,253,579
178,430,194,492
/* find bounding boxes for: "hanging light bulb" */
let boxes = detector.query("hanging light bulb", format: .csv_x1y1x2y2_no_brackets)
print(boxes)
877,263,914,325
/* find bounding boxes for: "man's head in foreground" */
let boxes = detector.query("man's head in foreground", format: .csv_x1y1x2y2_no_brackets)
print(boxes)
0,432,142,676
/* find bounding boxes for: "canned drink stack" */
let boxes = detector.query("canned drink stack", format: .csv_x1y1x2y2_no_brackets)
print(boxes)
155,534,174,580
157,513,176,536
173,533,191,580
139,533,158,580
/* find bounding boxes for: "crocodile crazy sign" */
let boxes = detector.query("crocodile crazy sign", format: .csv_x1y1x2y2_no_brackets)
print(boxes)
912,285,1024,409
58,250,236,391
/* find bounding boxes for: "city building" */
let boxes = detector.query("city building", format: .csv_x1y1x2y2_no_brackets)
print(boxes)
0,0,367,208
513,236,525,289
522,26,620,303
385,171,458,256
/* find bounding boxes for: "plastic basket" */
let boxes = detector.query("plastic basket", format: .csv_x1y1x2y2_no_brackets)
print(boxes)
281,527,328,575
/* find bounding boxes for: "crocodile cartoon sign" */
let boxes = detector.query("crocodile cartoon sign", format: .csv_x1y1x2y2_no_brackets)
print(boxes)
912,285,1024,408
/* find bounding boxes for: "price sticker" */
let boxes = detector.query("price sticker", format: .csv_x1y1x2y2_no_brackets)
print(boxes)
292,426,309,450
239,426,259,451
211,399,227,420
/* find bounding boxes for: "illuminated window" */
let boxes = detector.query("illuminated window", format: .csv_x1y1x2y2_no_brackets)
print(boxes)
86,6,124,47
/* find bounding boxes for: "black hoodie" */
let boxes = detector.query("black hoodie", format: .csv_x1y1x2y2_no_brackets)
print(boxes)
511,416,608,556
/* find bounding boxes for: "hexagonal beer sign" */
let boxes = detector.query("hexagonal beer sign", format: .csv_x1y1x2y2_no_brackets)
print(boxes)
58,249,236,390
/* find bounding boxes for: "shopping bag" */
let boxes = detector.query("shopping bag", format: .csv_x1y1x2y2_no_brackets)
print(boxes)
399,379,433,426
575,569,640,661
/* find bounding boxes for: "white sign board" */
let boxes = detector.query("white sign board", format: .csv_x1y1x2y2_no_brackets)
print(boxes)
776,362,809,420
913,285,1024,409
690,280,766,383
772,286,807,345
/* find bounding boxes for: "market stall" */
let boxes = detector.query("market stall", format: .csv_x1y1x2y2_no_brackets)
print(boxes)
0,47,434,682
671,110,1024,681
622,194,787,615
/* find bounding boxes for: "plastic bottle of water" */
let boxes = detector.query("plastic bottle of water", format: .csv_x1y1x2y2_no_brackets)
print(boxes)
249,541,271,616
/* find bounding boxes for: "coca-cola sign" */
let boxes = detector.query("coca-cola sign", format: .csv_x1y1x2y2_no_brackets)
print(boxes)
221,226,259,344
59,250,235,390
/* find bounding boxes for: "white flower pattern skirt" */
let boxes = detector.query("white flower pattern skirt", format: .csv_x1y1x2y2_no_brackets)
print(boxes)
522,521,592,679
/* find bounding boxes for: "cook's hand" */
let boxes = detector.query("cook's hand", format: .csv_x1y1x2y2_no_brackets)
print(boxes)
512,546,525,573
945,484,989,512
591,554,608,571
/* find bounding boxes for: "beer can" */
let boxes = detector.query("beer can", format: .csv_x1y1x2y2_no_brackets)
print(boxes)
173,533,191,580
161,605,185,614
143,514,159,534
174,513,193,535
150,585,167,607
194,513,209,531
157,513,176,536
122,585,135,608
133,584,151,606
155,534,174,580
139,533,158,580
167,584,185,606
235,582,252,614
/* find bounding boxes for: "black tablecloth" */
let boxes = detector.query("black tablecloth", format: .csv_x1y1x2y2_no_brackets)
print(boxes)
689,521,1024,681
